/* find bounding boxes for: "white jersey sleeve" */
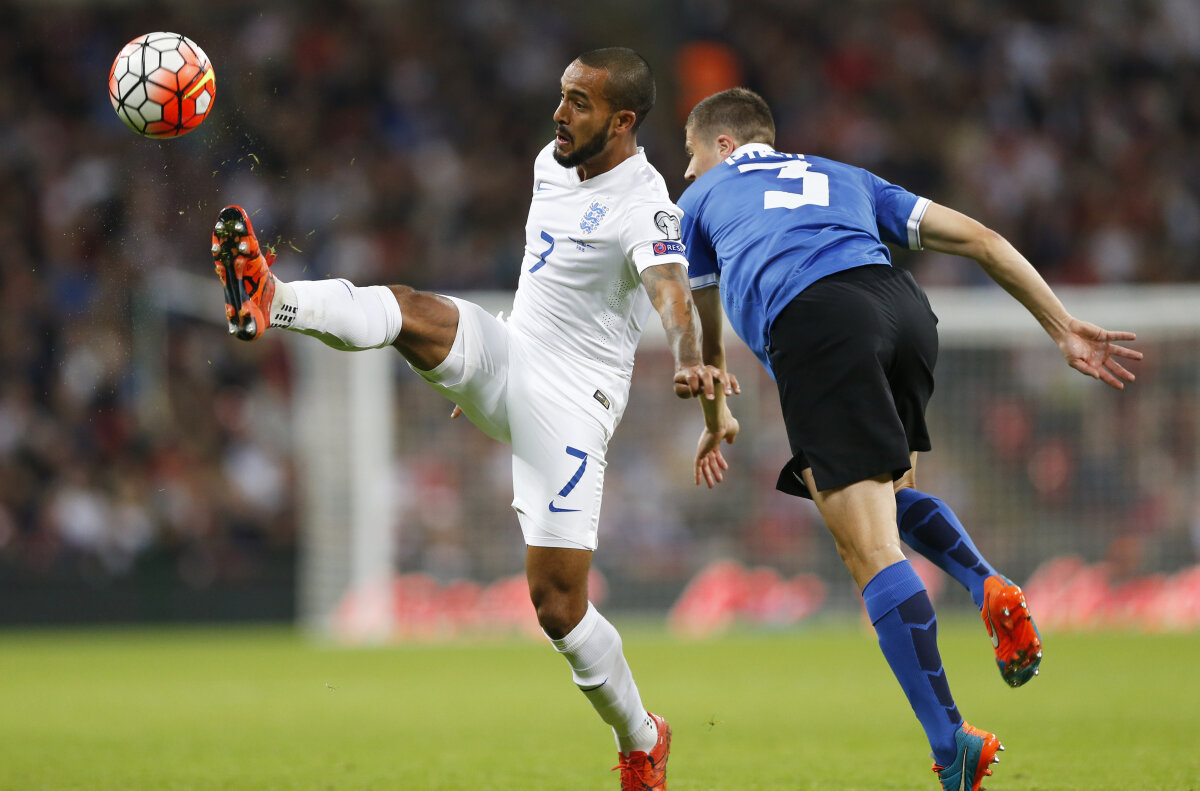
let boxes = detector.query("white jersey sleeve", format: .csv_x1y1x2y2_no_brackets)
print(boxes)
619,199,689,274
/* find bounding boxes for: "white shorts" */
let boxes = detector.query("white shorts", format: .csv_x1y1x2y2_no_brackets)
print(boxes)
412,297,630,550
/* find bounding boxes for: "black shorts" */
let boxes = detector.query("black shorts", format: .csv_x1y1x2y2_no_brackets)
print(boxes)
768,264,938,499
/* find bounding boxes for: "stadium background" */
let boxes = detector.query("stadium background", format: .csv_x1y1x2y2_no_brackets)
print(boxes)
2,0,1199,635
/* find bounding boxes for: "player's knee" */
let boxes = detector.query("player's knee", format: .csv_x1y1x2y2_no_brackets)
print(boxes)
386,286,460,367
833,536,904,584
388,285,454,320
533,599,574,639
833,539,860,568
531,590,586,639
387,284,418,306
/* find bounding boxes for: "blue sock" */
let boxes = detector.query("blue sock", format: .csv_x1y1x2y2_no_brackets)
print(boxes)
863,560,962,766
896,489,997,609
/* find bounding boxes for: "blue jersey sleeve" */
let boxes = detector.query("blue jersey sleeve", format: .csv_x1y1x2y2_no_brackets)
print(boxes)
869,171,930,250
679,198,719,290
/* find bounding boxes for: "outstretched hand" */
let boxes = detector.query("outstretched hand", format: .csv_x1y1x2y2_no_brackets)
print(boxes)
1058,318,1142,390
674,364,741,400
695,415,740,488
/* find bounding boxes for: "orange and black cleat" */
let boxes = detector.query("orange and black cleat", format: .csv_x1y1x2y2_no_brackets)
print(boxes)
211,205,276,341
982,574,1043,687
613,712,671,791
932,721,1003,791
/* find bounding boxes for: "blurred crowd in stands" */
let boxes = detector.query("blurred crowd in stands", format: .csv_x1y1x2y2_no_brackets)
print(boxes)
1,0,1198,621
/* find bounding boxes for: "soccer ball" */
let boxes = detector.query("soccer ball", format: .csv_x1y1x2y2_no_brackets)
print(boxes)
108,32,216,138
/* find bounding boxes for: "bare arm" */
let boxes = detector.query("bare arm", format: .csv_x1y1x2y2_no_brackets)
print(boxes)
919,202,1142,389
640,263,736,400
692,285,740,487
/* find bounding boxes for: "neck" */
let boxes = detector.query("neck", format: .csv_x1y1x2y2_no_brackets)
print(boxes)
575,137,638,181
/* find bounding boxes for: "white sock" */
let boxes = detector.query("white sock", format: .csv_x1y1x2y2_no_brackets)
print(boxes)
549,602,658,755
272,279,402,351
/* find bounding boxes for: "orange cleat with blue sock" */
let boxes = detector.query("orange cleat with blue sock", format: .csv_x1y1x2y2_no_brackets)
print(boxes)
982,574,1043,687
933,721,1003,791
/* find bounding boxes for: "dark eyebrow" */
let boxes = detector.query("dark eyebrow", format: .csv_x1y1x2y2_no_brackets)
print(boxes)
563,88,591,103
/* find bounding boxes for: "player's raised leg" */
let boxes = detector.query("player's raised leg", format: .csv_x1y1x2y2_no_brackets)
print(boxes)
210,205,458,370
803,468,1002,786
527,546,669,791
893,461,1043,687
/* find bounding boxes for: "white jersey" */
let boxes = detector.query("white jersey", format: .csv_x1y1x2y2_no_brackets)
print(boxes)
507,142,689,374
414,144,688,551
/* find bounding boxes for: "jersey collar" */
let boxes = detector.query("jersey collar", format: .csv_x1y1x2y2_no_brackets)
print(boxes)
568,146,648,188
728,142,776,160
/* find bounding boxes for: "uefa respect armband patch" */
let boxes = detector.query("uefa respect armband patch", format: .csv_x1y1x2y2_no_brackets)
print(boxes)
652,240,685,256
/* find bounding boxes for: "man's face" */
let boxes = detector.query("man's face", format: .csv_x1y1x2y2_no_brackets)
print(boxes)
553,61,616,168
683,124,727,182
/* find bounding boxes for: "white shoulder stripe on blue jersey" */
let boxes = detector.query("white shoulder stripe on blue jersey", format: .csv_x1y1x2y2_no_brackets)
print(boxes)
907,197,932,250
689,272,719,290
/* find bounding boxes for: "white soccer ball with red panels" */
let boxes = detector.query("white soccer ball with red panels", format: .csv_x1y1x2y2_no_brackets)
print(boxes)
109,32,216,138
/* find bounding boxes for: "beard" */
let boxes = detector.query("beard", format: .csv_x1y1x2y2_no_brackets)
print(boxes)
552,118,613,168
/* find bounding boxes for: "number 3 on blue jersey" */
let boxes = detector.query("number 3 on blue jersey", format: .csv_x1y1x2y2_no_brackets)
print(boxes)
529,231,554,273
739,159,830,210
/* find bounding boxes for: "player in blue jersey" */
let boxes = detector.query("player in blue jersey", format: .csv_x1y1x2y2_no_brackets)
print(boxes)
678,88,1142,791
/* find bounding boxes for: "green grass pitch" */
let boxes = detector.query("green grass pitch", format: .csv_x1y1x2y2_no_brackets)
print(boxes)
0,619,1197,790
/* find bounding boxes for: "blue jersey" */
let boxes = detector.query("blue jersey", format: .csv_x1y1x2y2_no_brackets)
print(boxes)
678,143,930,375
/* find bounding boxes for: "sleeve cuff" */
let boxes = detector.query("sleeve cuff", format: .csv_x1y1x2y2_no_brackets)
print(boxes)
907,197,931,250
632,246,689,274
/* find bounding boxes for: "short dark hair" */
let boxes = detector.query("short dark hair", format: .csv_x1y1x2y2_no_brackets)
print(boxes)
575,47,655,132
686,87,775,147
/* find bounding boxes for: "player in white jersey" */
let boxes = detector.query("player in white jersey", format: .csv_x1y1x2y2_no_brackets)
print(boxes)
209,48,736,791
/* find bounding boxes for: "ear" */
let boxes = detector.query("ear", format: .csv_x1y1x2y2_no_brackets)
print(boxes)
611,109,638,136
716,134,738,156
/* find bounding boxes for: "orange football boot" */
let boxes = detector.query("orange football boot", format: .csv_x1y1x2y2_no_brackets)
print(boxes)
982,574,1043,687
613,712,671,791
932,721,1003,791
211,205,276,341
